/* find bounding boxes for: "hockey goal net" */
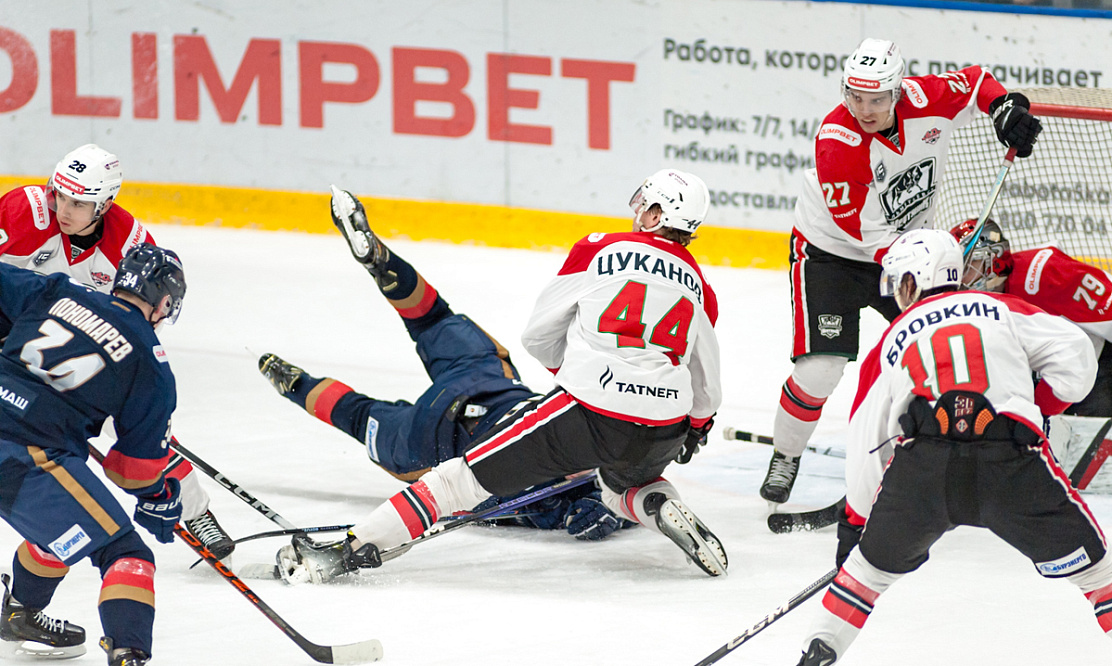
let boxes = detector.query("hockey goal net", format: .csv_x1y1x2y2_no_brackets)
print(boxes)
934,88,1112,271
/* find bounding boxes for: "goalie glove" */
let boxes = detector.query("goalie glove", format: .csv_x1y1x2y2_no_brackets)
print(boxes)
989,93,1042,158
675,416,714,464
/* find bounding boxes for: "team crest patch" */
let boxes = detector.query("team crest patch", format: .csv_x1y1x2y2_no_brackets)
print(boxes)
90,271,112,287
33,250,53,266
818,314,843,339
921,128,941,145
874,162,887,184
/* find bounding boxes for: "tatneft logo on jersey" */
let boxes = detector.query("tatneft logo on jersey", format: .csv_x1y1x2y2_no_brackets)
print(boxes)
50,524,92,561
598,366,681,400
879,157,937,230
1037,546,1090,576
595,250,703,304
0,384,31,411
1025,248,1053,295
24,186,50,230
818,124,861,147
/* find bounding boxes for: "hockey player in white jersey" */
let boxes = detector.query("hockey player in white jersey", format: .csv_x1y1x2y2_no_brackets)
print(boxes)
761,38,1043,505
275,169,726,581
795,229,1112,665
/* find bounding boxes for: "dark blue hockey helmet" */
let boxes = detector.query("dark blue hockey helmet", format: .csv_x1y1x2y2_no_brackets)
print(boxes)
113,243,187,324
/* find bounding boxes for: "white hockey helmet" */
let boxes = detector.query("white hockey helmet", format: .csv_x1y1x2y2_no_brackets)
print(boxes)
880,229,963,307
628,169,710,234
843,38,905,94
47,144,123,220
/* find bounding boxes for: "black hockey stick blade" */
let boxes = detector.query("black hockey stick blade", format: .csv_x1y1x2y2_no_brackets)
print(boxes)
767,496,844,534
1069,418,1112,489
692,568,837,666
177,525,383,664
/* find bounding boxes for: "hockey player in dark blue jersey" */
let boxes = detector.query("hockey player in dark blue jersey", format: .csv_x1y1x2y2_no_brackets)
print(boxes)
0,244,186,666
257,186,634,542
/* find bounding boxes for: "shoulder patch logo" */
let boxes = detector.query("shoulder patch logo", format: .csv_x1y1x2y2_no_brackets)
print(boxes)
921,128,941,145
902,80,927,109
153,345,169,363
24,186,50,230
1025,248,1053,295
875,162,887,184
588,232,607,242
818,124,861,147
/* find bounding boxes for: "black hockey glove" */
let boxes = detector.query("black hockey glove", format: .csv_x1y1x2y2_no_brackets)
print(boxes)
564,491,632,541
835,501,862,570
676,417,714,464
989,93,1042,158
134,477,182,544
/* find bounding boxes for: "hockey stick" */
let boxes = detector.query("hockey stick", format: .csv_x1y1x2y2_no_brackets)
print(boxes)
169,438,299,530
692,568,838,666
87,446,383,664
1069,419,1112,490
722,427,846,459
767,496,845,534
961,145,1018,265
239,471,600,580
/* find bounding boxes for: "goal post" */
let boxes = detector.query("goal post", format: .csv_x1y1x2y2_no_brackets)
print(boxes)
933,88,1112,271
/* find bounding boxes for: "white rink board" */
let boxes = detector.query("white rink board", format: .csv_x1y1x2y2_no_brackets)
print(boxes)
1,1,1110,230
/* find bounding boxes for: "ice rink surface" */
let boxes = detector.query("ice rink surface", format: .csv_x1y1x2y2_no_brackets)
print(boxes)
11,223,1112,665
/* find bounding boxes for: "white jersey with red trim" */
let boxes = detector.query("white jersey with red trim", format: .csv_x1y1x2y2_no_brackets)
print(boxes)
795,67,1007,263
845,290,1096,520
0,185,154,292
521,231,721,425
1006,246,1112,344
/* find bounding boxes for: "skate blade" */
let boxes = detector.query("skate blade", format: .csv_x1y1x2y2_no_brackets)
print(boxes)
658,500,728,577
0,638,87,660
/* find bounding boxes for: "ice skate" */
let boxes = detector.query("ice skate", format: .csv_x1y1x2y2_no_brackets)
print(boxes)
329,185,397,290
797,637,837,666
276,533,382,585
644,494,728,577
258,353,304,396
760,450,800,504
99,637,149,666
0,573,86,659
184,509,235,561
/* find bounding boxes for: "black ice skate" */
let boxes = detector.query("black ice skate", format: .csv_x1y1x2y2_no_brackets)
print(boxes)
329,185,398,291
184,509,235,561
644,494,728,577
276,533,383,585
760,450,800,504
100,637,150,666
796,637,837,666
0,573,86,659
258,353,304,396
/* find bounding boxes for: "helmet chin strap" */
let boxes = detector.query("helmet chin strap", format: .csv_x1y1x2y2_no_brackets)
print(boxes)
635,206,664,233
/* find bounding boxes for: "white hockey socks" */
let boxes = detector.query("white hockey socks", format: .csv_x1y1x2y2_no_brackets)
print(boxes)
349,457,490,551
803,548,902,661
773,355,847,457
599,477,678,533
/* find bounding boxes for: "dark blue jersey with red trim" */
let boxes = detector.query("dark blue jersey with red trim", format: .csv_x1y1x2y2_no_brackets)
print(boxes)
0,262,174,495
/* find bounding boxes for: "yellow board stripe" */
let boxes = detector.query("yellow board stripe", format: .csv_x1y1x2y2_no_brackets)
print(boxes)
0,177,790,271
27,446,120,535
